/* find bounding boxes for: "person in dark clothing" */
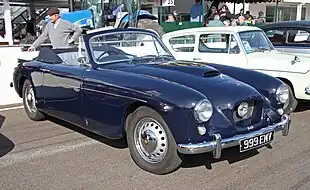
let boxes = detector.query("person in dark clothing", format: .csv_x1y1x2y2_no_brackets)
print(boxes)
26,17,36,36
245,11,254,20
205,6,218,22
236,8,244,17
218,4,236,22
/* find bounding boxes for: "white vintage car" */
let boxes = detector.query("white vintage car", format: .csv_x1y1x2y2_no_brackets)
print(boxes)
162,26,310,112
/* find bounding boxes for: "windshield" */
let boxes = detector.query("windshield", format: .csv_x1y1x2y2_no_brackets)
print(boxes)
238,30,275,54
89,31,173,64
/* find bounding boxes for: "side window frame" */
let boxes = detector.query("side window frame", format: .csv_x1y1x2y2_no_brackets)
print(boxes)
197,33,240,54
168,34,196,53
264,27,286,46
285,28,310,45
228,34,241,54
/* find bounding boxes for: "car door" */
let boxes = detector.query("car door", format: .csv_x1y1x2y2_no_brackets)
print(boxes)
42,51,86,127
81,68,134,139
192,32,247,68
79,33,137,139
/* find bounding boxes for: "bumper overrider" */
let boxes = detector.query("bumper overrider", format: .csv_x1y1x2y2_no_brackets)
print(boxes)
177,114,291,158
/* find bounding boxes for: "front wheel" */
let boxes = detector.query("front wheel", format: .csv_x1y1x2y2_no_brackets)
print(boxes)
126,106,182,175
22,79,45,121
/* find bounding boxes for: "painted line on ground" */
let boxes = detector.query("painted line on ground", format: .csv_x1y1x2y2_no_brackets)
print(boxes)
0,105,24,112
0,139,101,168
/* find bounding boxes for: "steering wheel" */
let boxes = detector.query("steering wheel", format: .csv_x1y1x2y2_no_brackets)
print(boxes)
96,50,120,61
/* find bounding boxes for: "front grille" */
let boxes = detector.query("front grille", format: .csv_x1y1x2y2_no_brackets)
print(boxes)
218,98,264,129
233,99,263,127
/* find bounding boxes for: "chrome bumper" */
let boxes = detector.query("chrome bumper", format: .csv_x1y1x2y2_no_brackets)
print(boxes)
177,114,291,159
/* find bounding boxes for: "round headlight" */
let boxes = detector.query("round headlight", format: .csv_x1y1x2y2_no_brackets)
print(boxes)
194,99,213,123
237,102,249,118
276,84,289,104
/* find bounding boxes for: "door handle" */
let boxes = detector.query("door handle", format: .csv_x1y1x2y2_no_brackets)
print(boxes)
193,58,201,61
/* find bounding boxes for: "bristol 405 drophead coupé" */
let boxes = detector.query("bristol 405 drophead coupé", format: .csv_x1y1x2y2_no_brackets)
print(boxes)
13,28,291,175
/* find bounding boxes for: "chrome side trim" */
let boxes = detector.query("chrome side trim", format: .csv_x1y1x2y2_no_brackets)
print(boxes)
177,114,291,157
81,87,147,103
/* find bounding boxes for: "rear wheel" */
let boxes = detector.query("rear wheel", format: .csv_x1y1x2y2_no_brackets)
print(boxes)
22,79,45,121
126,106,182,175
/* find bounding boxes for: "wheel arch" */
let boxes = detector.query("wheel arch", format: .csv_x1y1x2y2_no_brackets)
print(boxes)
124,101,167,133
18,75,37,99
123,101,173,133
277,77,295,96
18,75,28,98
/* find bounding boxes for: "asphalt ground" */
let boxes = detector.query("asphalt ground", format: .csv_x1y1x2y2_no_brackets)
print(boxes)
1,104,310,190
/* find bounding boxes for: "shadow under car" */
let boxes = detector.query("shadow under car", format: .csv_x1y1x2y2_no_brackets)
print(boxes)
0,114,15,157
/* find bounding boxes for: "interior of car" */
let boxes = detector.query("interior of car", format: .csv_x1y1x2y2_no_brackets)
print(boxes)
35,46,131,65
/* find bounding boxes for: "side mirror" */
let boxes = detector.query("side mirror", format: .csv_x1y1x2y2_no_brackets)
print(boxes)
78,56,91,68
78,56,87,64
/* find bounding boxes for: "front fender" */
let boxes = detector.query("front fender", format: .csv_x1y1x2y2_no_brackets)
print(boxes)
83,68,208,143
14,61,46,109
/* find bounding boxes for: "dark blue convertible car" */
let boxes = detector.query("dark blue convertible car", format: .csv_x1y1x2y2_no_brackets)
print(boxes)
12,28,291,175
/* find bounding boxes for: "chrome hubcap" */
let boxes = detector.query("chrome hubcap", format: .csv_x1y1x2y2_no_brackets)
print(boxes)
134,117,168,163
25,87,37,114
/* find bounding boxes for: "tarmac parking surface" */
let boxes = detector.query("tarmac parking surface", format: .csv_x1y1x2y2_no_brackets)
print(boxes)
1,104,310,190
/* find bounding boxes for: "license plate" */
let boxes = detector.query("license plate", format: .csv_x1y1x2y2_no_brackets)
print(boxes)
239,131,274,152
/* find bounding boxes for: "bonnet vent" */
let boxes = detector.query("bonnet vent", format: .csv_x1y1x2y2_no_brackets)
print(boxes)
203,70,221,78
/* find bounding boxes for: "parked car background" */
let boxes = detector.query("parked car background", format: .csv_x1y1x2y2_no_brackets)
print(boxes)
260,21,310,56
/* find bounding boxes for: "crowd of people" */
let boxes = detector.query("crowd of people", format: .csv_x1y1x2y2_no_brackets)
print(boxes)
165,0,266,27
204,4,265,27
1,3,267,47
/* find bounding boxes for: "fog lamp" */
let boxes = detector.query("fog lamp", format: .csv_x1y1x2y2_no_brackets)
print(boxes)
197,125,207,136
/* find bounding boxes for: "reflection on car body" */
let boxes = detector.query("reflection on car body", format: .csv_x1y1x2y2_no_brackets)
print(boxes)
12,28,291,175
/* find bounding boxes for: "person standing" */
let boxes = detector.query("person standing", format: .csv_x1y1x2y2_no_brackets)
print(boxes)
190,0,203,22
28,7,82,51
207,14,224,27
238,16,248,26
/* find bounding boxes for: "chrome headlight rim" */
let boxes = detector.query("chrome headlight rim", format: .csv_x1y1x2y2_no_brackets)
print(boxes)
237,102,249,118
276,84,289,104
194,98,213,123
